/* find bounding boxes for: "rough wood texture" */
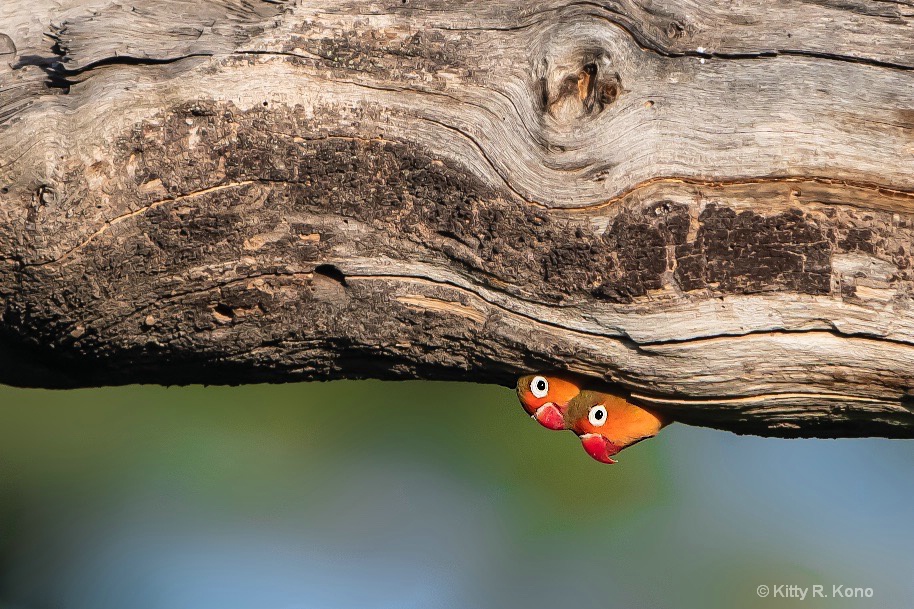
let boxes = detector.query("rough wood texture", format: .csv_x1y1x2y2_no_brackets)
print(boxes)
2,0,914,437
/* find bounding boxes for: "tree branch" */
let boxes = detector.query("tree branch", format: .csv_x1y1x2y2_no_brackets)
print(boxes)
2,0,914,437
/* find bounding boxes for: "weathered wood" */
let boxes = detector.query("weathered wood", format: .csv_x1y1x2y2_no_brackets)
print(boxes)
2,0,914,437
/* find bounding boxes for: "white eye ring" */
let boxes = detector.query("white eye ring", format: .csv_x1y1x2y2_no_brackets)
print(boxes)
530,376,549,399
588,404,608,427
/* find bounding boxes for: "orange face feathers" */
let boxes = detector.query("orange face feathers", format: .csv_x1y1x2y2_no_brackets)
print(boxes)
516,374,582,430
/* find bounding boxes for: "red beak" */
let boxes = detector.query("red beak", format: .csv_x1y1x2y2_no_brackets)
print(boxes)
533,403,565,430
580,434,621,464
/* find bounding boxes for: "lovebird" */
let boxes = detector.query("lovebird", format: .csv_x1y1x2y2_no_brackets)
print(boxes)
563,389,666,464
516,374,667,464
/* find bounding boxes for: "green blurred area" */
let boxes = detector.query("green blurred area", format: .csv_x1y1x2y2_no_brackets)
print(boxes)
0,381,664,521
0,381,910,609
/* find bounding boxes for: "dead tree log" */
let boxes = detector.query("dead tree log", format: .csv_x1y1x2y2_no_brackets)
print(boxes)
2,0,914,437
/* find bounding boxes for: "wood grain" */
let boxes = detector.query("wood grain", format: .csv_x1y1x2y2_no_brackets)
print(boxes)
1,0,914,437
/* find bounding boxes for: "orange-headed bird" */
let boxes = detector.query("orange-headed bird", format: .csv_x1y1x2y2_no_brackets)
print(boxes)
563,389,666,463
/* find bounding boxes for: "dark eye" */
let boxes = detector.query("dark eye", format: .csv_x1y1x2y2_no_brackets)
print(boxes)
588,405,607,427
530,376,549,398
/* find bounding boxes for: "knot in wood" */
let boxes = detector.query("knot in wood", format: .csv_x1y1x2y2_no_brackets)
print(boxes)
540,50,621,124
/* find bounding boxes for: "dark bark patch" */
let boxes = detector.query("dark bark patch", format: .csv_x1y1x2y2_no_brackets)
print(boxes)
675,205,833,295
591,201,690,303
839,227,877,254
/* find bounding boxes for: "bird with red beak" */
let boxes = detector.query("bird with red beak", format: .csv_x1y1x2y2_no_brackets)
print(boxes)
516,374,582,431
563,389,666,464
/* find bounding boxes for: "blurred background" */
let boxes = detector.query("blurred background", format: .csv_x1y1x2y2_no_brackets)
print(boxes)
0,381,910,609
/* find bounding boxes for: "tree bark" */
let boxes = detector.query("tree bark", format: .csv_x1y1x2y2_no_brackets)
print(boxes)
2,0,914,437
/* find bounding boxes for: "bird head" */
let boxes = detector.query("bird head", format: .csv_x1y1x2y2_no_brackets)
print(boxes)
516,374,581,430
